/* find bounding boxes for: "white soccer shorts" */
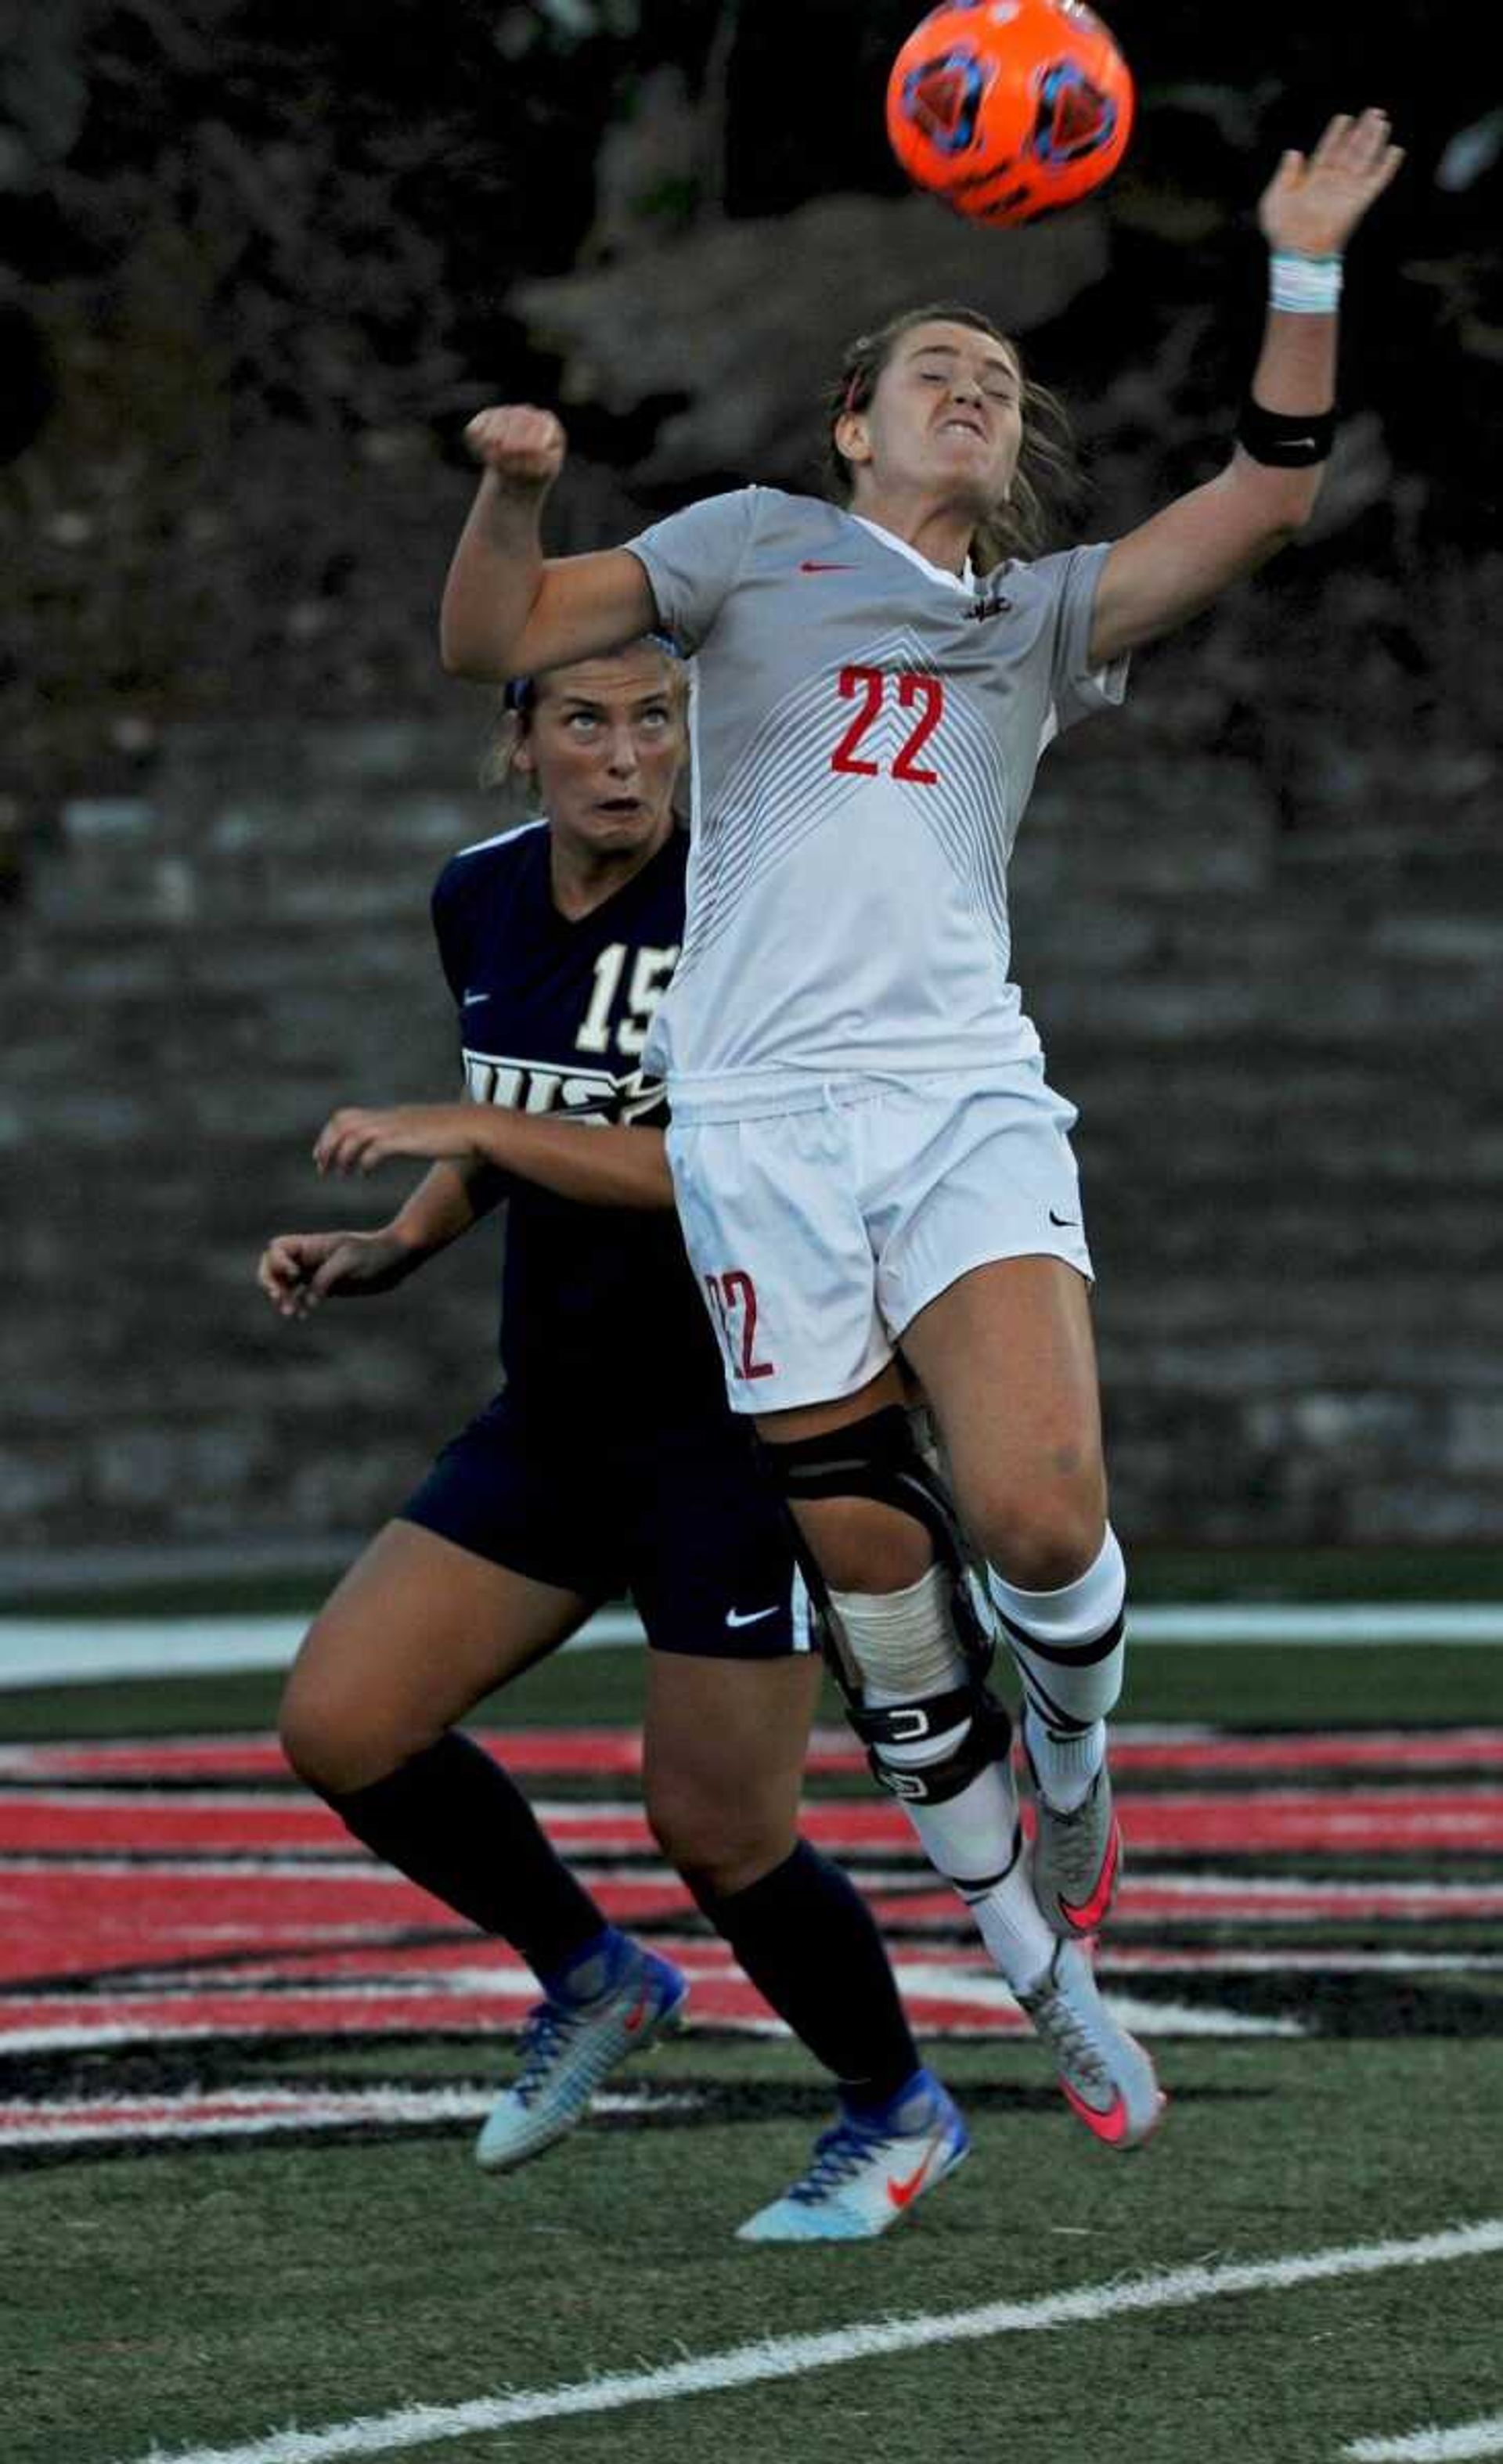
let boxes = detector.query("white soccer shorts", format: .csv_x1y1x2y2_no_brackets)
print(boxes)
667,1059,1094,1414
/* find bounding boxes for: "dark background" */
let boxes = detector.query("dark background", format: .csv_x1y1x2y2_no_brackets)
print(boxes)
3,2,1500,1564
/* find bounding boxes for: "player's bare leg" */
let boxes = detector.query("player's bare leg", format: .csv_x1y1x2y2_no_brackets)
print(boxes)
280,1520,687,2174
642,1648,823,1897
759,1349,1161,2152
280,1518,590,1790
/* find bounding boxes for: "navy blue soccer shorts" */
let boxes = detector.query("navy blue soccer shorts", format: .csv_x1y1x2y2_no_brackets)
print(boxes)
398,1390,814,1659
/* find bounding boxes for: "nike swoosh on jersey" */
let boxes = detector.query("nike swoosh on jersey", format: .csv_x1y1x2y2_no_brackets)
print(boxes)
725,1604,780,1629
798,560,856,571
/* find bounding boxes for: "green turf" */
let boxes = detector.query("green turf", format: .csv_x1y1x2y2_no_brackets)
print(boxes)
5,1605,1501,2462
8,1544,1503,1619
2,1636,1499,1744
7,2039,1501,2464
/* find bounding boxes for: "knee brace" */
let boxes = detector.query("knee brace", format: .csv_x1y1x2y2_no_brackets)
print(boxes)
762,1406,1010,1807
851,1671,1015,1807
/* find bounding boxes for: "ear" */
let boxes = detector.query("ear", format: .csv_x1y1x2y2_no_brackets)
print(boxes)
838,409,875,475
511,729,536,777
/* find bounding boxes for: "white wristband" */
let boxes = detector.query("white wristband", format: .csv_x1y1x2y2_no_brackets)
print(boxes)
1269,251,1343,315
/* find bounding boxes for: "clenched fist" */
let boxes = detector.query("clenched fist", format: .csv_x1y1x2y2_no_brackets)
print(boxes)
463,404,567,495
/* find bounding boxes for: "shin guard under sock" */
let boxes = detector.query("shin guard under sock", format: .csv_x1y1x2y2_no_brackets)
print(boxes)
989,1529,1126,1813
696,1840,919,2106
319,1728,604,1981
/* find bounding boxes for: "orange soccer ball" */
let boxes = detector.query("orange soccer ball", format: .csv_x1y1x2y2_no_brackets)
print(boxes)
885,0,1135,225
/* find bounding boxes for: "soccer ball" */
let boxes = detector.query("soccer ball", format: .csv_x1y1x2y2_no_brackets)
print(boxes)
885,0,1134,225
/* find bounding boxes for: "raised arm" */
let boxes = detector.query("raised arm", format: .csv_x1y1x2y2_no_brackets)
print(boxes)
1087,109,1404,668
439,406,657,681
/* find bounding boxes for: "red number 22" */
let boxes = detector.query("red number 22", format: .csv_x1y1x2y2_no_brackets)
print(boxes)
705,1269,775,1381
830,666,943,785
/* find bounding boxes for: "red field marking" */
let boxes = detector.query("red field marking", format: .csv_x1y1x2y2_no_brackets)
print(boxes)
5,1858,1502,2009
7,1726,1503,1782
0,1865,687,1987
3,1724,1498,2065
0,1933,1041,2052
7,1786,1503,1857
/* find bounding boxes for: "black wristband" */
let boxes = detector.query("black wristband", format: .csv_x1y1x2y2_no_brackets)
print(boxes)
1236,398,1336,468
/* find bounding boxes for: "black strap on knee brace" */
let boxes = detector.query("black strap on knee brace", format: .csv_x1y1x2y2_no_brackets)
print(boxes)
758,1404,993,1699
849,1683,1014,1806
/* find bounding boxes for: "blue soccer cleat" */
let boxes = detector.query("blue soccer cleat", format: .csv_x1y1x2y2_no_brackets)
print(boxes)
736,2070,970,2242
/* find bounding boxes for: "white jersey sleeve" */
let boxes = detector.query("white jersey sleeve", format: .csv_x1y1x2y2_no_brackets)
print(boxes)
626,488,762,652
1029,543,1130,748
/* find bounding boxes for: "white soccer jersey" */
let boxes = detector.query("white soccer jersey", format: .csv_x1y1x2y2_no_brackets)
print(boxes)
627,487,1126,1117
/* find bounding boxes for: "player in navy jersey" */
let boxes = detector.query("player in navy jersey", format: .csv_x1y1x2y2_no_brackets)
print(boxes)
259,639,969,2241
440,113,1402,2167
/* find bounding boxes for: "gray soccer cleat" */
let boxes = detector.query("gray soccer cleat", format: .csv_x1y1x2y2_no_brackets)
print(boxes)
1017,1936,1165,2150
475,1942,687,2174
1026,1753,1123,1938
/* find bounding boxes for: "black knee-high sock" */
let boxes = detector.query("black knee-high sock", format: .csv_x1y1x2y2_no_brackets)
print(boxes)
319,1730,605,1983
695,1840,919,2106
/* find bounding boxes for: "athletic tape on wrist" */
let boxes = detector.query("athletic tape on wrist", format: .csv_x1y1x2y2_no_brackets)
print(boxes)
1269,250,1343,315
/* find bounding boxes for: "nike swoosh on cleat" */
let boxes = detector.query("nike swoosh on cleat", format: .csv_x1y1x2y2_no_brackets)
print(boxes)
1060,2080,1131,2145
798,560,856,571
620,1987,653,2037
1059,1822,1122,1933
886,2142,942,2208
726,1604,780,1629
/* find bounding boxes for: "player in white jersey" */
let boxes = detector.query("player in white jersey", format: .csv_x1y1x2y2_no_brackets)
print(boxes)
440,113,1402,2154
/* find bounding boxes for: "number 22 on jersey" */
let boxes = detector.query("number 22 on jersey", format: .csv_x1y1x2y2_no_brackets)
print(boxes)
830,667,944,784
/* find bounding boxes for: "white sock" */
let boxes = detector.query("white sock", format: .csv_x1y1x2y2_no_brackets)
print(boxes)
1024,1706,1106,1814
964,1860,1056,1994
989,1528,1126,1812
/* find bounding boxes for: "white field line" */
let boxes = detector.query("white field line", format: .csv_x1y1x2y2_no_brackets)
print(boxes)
126,2217,1503,2464
5,1600,1503,1687
0,2084,699,2152
6,1854,1500,1913
1345,2416,1503,2461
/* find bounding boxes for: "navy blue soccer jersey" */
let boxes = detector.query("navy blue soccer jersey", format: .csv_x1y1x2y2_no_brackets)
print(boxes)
429,817,725,1428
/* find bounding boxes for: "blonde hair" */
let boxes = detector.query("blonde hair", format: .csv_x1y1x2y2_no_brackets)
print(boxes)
821,301,1081,573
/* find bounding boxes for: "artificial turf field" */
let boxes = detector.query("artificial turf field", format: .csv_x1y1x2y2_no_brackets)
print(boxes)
3,1607,1501,2464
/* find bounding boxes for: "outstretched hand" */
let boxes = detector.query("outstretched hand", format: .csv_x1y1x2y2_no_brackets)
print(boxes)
1259,109,1404,258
